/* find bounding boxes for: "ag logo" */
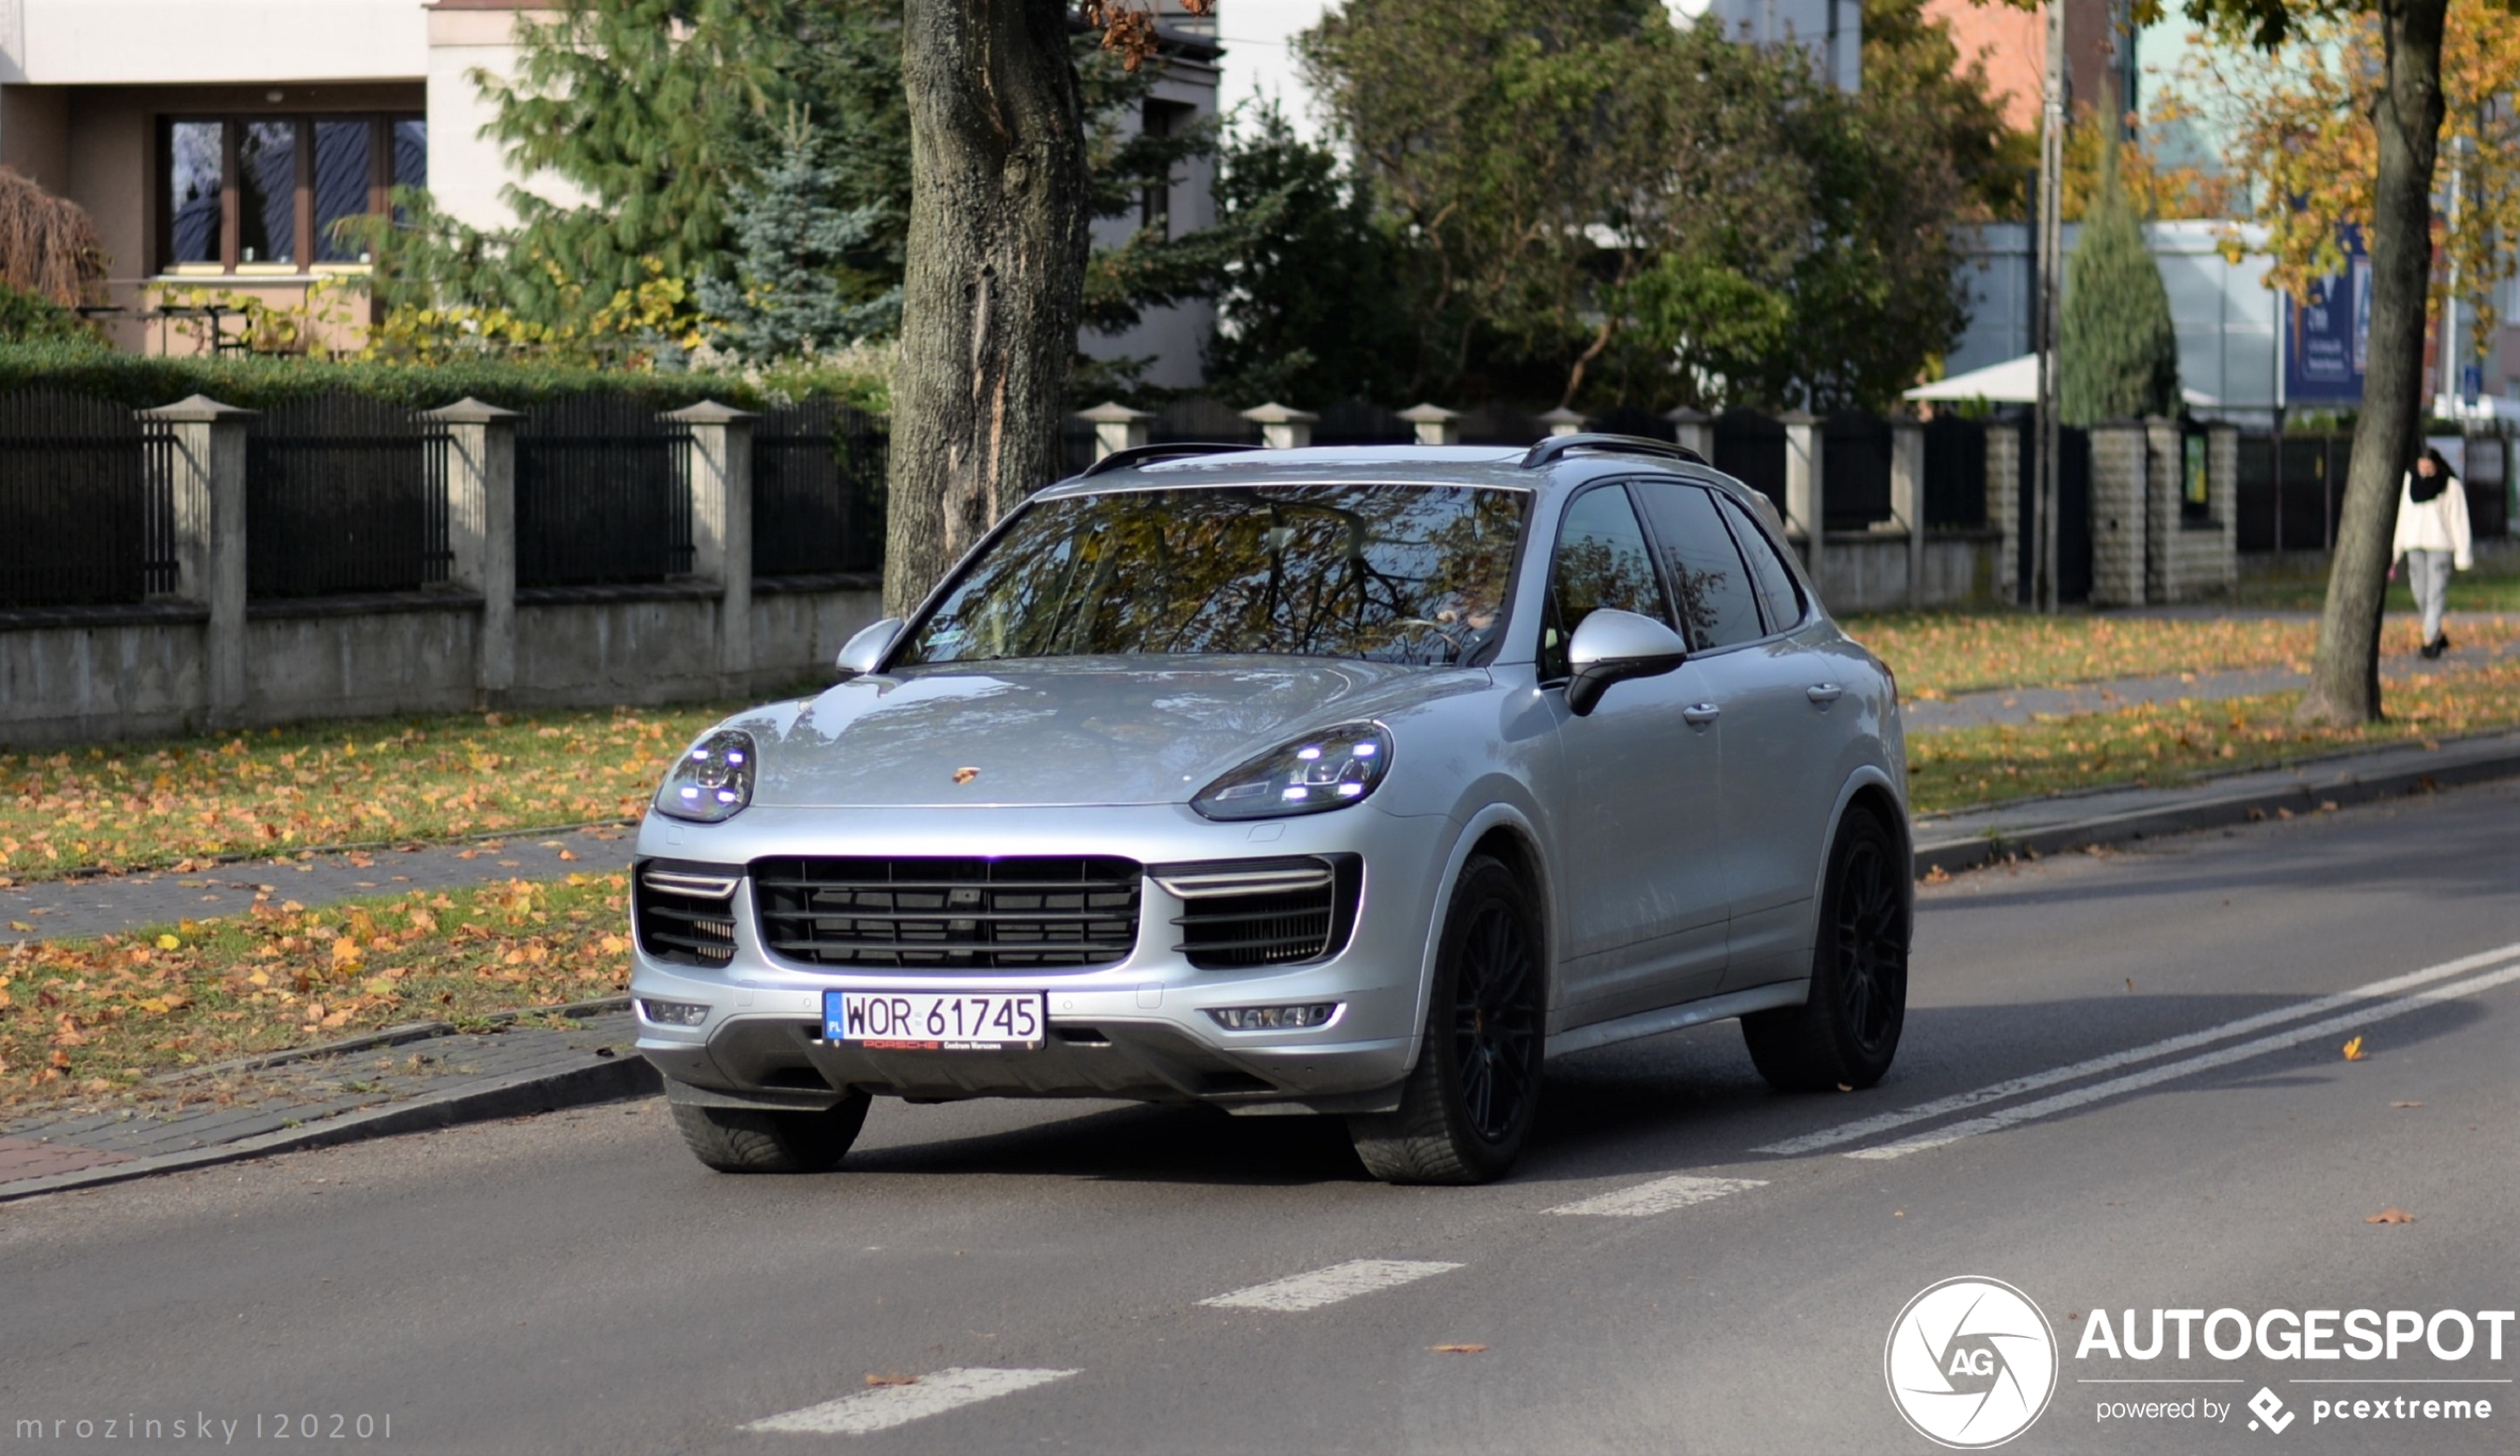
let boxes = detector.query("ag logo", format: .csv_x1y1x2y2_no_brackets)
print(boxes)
1885,1276,2059,1448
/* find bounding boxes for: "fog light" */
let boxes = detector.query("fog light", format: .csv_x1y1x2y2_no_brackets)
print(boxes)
1206,1003,1340,1031
640,998,710,1028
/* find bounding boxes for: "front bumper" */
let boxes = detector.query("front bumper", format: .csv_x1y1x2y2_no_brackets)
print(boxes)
627,801,1456,1111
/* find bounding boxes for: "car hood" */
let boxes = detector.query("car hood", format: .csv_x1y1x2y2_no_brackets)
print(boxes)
729,657,1483,808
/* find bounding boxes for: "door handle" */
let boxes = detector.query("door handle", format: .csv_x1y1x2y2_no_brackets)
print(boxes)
1805,682,1845,705
1682,702,1721,727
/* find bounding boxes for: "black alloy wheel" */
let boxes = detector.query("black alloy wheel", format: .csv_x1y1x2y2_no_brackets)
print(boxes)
1452,898,1542,1144
1349,855,1545,1184
1741,809,1910,1092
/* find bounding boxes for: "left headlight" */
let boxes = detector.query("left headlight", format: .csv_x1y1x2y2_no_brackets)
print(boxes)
655,729,756,823
1193,721,1393,820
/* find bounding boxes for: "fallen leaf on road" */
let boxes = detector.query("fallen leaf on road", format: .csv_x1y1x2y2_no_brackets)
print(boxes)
2390,1101,2424,1108
8,920,29,932
2365,1208,2416,1225
1922,864,1951,885
863,1374,920,1388
558,849,577,861
1427,1344,1488,1355
1836,1082,1853,1092
2341,1036,2365,1061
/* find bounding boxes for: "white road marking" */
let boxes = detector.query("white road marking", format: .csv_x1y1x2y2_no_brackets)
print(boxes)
744,1368,1078,1435
1546,1174,1768,1217
1847,960,2520,1160
1755,939,2520,1156
1199,1259,1462,1312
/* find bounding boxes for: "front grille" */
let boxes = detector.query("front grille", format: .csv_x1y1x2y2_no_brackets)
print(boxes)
634,862,739,966
752,856,1142,970
1160,856,1361,970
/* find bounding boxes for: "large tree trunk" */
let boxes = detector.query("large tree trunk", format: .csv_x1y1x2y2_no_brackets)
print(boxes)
2295,0,2448,726
884,0,1091,619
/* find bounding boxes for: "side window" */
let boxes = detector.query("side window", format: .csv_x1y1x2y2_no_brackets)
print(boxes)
1540,485,1669,679
1632,482,1764,651
1716,493,1807,634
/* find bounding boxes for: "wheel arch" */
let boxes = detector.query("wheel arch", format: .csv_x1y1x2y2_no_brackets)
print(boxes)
1812,766,1914,909
1404,803,1557,1071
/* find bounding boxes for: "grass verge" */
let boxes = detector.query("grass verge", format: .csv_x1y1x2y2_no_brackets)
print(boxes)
1907,654,2520,815
1844,608,2520,701
0,704,731,885
0,873,631,1109
2233,563,2520,614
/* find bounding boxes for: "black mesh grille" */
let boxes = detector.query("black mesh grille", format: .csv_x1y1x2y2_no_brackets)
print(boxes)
1170,856,1361,970
753,856,1142,970
633,866,737,967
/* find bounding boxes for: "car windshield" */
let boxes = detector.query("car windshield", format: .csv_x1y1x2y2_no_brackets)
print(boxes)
897,483,1529,667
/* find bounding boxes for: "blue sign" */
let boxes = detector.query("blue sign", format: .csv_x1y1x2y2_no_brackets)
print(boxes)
2284,225,2369,405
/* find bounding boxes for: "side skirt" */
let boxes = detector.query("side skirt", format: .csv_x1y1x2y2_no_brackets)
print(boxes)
1544,980,1812,1060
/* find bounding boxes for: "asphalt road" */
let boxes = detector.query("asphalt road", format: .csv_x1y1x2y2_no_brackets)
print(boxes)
5,782,2517,1455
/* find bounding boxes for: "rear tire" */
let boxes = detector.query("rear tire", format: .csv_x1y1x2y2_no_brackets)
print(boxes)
1349,856,1544,1185
671,1093,871,1173
1742,809,1909,1092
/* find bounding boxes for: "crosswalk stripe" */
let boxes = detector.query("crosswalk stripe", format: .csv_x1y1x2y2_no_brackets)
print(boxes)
1199,1259,1462,1312
743,1368,1078,1435
1546,1173,1767,1217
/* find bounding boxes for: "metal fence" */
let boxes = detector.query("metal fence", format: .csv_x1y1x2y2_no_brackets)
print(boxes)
516,396,693,588
244,393,448,598
1922,416,1987,529
754,400,886,577
0,389,165,609
1712,409,1786,513
1312,400,1411,446
1823,413,1893,531
1455,404,1541,446
1151,397,1261,446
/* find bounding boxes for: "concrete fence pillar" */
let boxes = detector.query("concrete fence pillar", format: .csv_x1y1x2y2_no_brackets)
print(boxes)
1398,404,1459,446
1781,411,1826,583
1241,403,1318,450
2207,423,2241,596
1538,407,1589,437
1984,419,2023,606
2143,416,2183,604
426,398,521,706
1665,407,1713,462
141,395,255,726
1076,401,1152,461
2087,421,2151,608
1890,416,1926,610
670,401,759,688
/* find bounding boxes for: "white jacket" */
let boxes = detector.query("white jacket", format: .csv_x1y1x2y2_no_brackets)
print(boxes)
2393,473,2473,570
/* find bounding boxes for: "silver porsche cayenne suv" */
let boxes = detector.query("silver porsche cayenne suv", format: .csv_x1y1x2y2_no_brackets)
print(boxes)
629,434,1911,1184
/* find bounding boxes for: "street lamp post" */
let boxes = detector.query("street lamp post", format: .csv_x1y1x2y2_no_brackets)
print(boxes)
2035,0,2067,614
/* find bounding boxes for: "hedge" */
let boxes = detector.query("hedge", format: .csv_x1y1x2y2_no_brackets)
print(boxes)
0,339,887,416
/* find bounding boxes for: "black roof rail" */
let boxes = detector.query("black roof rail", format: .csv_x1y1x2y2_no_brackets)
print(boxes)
1520,432,1708,470
1075,441,1266,478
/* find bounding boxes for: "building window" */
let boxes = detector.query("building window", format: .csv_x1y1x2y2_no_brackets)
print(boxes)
160,116,425,275
1140,99,1195,237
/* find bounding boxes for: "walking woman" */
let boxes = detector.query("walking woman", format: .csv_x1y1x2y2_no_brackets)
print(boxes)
2391,447,2473,659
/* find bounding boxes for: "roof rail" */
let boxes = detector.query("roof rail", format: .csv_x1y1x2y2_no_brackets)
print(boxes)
1075,441,1266,478
1520,432,1708,470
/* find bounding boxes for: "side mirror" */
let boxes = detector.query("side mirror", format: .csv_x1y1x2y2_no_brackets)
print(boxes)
834,617,905,679
1565,609,1688,717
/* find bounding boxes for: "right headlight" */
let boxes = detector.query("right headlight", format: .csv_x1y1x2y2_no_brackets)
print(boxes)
654,729,756,823
1193,722,1393,820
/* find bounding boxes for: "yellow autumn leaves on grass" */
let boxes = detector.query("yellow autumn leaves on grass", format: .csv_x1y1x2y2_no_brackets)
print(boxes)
0,874,634,1107
0,705,726,883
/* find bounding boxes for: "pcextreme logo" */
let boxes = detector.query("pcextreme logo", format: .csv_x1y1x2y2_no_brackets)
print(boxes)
1885,1276,2061,1449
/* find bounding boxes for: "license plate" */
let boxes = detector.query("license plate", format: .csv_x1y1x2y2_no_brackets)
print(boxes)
824,990,1046,1050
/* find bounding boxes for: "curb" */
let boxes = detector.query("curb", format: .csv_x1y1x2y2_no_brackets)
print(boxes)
1914,740,2520,877
0,1049,659,1204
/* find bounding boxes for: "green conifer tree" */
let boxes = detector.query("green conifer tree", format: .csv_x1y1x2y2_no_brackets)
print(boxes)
2061,137,2182,425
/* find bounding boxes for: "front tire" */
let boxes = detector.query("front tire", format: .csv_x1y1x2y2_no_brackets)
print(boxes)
671,1093,872,1173
1741,809,1909,1092
1349,856,1544,1185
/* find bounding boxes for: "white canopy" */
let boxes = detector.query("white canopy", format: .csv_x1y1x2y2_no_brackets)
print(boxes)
1905,353,2219,408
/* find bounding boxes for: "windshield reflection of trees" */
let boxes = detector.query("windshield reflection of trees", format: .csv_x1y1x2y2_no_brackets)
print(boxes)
901,486,1528,667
